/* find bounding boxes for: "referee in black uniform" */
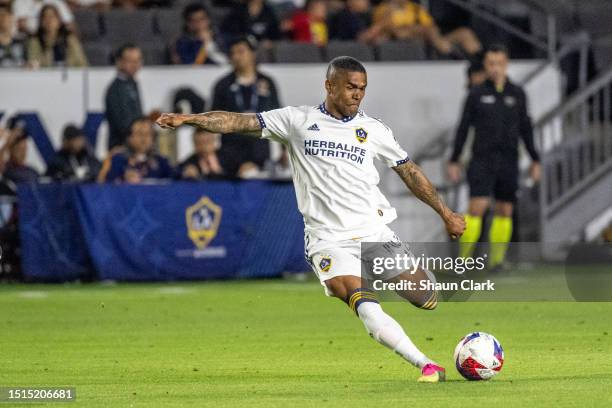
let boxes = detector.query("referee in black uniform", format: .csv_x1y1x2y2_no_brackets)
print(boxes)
447,44,541,268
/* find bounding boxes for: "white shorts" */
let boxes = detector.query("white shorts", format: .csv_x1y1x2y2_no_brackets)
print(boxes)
305,225,415,296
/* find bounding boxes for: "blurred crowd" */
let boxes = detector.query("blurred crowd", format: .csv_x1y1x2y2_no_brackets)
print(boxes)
0,31,292,278
0,0,484,68
0,35,291,189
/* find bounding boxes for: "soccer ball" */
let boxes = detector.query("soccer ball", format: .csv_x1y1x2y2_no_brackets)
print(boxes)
454,332,504,380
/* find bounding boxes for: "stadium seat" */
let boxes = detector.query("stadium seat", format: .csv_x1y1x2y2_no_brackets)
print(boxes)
325,41,375,62
377,40,426,61
141,43,169,66
74,9,101,42
577,5,612,40
155,9,183,43
208,6,232,24
83,42,111,66
593,37,612,71
274,42,323,63
102,9,157,47
256,45,274,64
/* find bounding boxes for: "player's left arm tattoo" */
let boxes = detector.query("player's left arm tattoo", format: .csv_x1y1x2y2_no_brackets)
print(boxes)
393,160,452,221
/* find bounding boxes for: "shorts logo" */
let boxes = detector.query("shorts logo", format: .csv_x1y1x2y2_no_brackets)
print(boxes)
186,196,222,249
355,127,368,144
319,256,332,273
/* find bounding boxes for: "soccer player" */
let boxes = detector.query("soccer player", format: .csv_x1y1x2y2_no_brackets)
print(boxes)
447,44,541,269
157,56,466,382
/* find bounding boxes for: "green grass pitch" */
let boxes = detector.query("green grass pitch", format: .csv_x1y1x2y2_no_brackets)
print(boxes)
1,280,611,407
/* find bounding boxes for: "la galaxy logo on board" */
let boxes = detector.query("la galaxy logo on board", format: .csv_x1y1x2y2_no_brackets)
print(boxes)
319,256,332,273
355,127,368,144
185,196,222,249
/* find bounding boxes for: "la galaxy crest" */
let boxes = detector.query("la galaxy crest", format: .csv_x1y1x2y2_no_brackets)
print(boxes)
319,256,332,273
355,127,368,144
186,196,222,249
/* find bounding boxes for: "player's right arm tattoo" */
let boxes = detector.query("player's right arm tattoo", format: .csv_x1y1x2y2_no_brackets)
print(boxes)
184,111,262,137
393,160,451,220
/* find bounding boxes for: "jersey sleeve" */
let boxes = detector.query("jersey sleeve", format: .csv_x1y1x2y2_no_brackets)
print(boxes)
375,126,411,168
256,106,296,144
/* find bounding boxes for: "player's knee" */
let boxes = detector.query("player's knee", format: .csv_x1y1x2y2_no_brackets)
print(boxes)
324,278,347,299
324,275,364,302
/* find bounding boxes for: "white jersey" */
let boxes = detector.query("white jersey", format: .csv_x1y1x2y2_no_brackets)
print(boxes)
257,104,410,242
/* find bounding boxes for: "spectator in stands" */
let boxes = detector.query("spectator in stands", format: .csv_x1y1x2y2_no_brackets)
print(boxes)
221,0,281,45
170,3,227,66
65,0,112,11
329,0,379,43
98,117,173,183
211,36,280,178
3,125,39,184
105,43,143,150
0,126,19,274
178,129,227,180
263,145,291,180
372,0,481,58
26,4,88,68
267,0,304,17
13,0,74,34
112,0,140,9
112,0,172,9
0,5,27,68
46,124,101,181
0,123,19,180
290,0,328,46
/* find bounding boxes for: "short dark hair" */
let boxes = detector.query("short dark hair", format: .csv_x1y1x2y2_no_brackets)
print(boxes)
63,124,84,141
129,116,152,131
326,56,366,80
228,35,258,52
485,44,509,57
0,4,12,13
467,59,484,76
183,2,209,20
114,43,139,61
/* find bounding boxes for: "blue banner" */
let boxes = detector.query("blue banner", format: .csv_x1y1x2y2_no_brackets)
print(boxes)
18,183,93,282
18,181,309,282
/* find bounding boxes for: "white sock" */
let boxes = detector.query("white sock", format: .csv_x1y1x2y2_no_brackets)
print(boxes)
357,301,432,368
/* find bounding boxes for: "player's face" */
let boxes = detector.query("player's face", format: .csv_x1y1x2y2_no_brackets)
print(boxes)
484,51,508,84
326,70,367,117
